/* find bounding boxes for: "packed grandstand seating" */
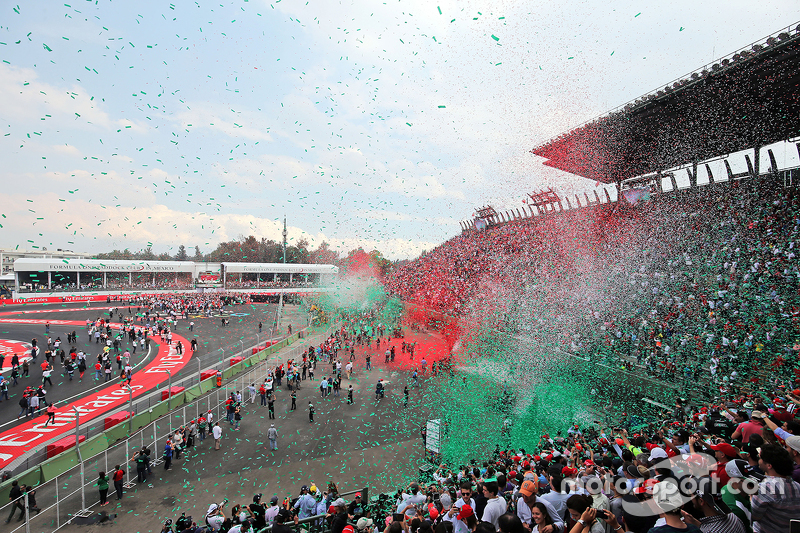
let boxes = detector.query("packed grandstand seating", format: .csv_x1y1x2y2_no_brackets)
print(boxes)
386,179,800,394
225,280,316,289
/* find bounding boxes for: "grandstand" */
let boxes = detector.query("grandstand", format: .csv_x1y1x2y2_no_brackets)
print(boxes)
391,22,800,402
9,258,339,299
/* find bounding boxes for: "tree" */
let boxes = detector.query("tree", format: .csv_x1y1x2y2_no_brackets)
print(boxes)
175,245,188,261
193,246,204,262
136,247,157,260
157,252,172,261
309,241,340,265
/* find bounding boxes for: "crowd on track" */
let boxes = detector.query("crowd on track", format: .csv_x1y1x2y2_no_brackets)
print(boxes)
386,184,800,396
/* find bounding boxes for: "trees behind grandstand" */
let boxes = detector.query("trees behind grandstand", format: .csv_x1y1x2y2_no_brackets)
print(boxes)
95,237,394,272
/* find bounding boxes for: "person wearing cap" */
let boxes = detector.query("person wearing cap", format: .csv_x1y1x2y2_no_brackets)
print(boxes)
294,485,317,519
357,517,375,533
267,424,278,451
690,436,738,486
273,508,299,533
348,492,366,520
397,482,427,518
515,479,564,533
328,499,349,533
751,444,800,533
679,489,747,533
731,411,765,444
782,434,800,483
722,460,757,532
205,503,226,532
250,494,266,530
264,496,281,525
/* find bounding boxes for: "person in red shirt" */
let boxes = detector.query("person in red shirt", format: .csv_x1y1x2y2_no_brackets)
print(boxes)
732,411,766,443
112,465,125,500
708,442,738,486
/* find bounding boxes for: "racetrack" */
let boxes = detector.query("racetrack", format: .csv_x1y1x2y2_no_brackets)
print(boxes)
0,301,299,471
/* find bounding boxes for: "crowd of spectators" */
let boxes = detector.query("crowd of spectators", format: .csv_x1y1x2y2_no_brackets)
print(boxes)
386,182,800,395
225,280,317,290
177,397,800,533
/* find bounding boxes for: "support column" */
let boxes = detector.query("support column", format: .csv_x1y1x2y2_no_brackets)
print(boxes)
48,271,52,289
754,145,760,177
103,272,107,288
129,272,132,286
76,271,80,288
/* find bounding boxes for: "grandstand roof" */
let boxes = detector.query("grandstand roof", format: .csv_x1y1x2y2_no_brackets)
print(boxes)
14,258,196,272
531,22,800,183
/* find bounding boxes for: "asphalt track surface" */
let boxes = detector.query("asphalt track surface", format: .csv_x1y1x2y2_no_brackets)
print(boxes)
0,301,284,463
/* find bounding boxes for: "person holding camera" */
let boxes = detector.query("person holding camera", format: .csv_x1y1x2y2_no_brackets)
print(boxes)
397,482,427,518
205,502,227,532
273,507,300,533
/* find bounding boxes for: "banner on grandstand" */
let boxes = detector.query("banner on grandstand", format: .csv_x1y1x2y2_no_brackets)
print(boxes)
13,258,196,273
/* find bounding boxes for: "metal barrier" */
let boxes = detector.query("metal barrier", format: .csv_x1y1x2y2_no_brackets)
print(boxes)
0,323,338,533
254,487,367,533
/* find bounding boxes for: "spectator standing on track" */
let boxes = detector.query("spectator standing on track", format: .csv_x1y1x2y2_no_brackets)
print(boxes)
213,422,223,450
5,480,24,523
113,465,124,500
21,360,29,378
44,402,56,426
309,401,314,423
0,377,9,400
163,440,174,471
248,383,257,404
28,392,39,416
268,393,276,419
42,364,53,386
97,471,110,506
268,424,278,451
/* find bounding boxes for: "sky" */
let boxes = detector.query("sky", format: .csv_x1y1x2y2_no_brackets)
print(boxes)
0,0,797,260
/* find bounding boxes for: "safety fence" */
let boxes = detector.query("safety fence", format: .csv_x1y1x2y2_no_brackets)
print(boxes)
0,323,338,533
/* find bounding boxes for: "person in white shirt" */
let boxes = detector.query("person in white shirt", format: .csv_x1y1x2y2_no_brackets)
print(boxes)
264,496,281,524
480,480,507,528
445,482,476,533
248,383,257,404
212,422,223,450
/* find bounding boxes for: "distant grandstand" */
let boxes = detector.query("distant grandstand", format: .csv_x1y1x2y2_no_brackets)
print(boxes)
9,258,338,300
